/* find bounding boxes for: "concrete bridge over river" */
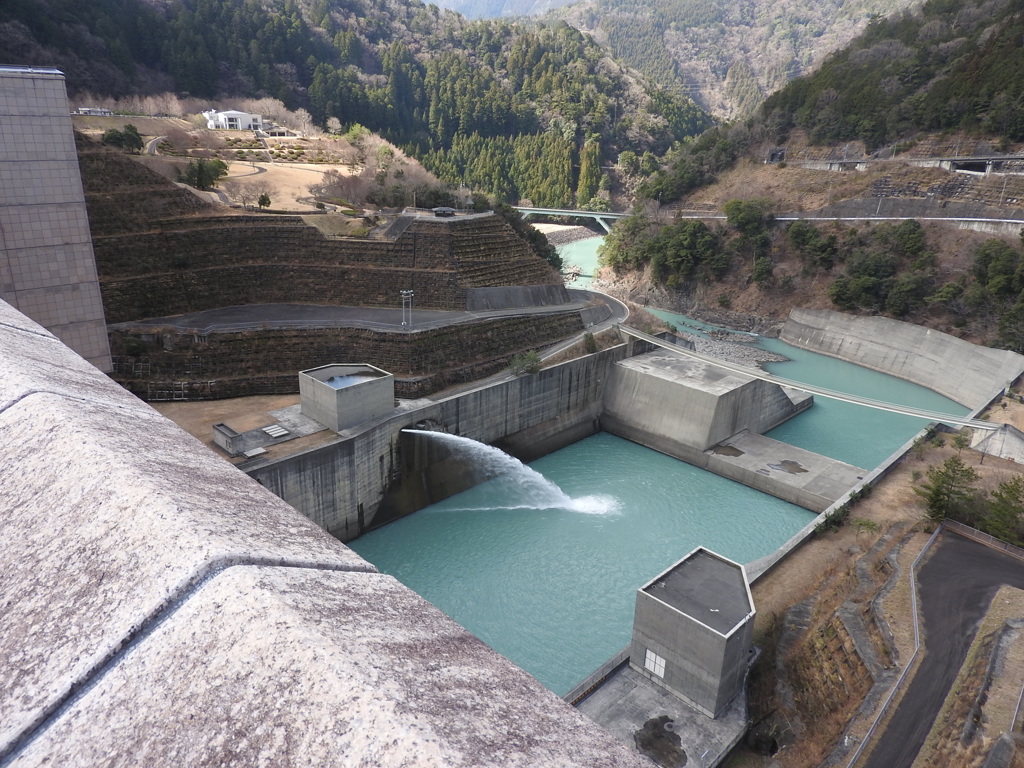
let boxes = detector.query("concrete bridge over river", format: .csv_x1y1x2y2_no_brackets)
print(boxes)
515,206,628,232
519,203,1024,238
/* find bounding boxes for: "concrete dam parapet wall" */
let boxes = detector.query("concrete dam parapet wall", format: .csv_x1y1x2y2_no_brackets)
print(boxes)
781,309,1024,409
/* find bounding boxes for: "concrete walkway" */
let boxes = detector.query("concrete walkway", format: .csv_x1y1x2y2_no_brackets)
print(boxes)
577,665,748,768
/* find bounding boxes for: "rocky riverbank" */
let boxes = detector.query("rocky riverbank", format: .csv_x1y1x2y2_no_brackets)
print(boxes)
685,332,790,368
535,224,602,246
592,269,789,337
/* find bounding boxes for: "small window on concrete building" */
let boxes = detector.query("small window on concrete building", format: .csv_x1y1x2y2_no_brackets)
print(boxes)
644,649,665,678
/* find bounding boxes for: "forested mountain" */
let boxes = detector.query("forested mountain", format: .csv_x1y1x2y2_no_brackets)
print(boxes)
543,0,920,119
594,0,1024,354
762,0,1024,148
639,0,1024,206
429,0,575,20
0,0,709,206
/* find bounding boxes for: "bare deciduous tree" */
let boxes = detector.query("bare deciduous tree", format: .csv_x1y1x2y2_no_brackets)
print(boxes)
293,108,313,136
223,177,277,210
163,126,194,153
222,180,256,209
249,178,278,205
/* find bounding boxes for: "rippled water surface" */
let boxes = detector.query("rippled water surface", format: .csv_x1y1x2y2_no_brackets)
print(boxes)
558,235,604,288
350,432,814,695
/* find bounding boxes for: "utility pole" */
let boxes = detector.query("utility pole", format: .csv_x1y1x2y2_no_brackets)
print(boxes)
400,290,414,332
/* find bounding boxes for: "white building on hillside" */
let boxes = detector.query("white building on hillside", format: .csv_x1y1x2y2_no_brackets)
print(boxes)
203,109,262,131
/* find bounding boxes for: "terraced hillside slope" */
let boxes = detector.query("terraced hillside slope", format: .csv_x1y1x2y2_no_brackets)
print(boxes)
78,138,579,399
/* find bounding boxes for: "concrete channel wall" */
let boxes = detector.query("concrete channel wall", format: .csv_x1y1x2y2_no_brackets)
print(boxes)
247,344,632,541
781,309,1024,408
248,336,846,543
748,309,1024,582
601,353,812,467
251,308,1024,548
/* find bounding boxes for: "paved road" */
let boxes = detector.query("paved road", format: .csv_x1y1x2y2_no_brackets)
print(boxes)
109,289,629,336
863,533,1024,768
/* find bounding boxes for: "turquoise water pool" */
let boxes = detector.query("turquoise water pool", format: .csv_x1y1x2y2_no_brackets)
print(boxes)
349,238,968,696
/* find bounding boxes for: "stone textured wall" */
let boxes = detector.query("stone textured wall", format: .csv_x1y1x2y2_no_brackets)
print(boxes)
75,133,210,235
466,285,572,311
77,135,560,317
102,264,468,322
110,314,585,400
90,208,559,321
78,136,568,393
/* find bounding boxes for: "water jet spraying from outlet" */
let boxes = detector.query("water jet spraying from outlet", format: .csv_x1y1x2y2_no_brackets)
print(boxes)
404,429,618,514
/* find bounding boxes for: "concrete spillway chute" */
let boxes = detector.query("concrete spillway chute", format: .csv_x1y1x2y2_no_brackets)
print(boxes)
616,325,997,431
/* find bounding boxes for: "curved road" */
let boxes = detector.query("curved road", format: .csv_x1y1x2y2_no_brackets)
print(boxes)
863,533,1024,768
109,288,629,337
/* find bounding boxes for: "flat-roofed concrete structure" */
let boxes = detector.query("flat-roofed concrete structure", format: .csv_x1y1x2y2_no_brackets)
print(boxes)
0,66,111,371
629,548,755,718
0,297,653,768
602,351,812,463
299,363,395,432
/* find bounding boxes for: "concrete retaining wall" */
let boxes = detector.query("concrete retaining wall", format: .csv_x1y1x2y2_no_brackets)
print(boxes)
111,313,585,401
247,345,629,541
972,422,1024,463
781,309,1024,408
803,197,1024,222
745,364,1013,583
466,285,572,310
250,342,846,542
258,310,1008,546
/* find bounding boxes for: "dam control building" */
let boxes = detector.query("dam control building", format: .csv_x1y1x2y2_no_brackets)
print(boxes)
630,548,755,718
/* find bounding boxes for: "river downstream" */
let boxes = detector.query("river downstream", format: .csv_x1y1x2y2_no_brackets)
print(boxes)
349,237,968,696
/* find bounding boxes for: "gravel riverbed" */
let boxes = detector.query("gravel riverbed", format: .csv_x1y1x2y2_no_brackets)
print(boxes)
683,332,790,368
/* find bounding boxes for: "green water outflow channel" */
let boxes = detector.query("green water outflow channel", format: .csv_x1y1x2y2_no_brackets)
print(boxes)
349,239,969,697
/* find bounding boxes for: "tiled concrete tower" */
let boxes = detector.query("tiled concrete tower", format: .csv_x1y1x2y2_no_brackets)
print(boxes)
0,66,111,371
